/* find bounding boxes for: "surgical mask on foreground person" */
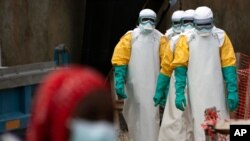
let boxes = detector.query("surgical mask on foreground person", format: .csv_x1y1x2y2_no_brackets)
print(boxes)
26,65,115,141
69,88,115,141
69,120,114,141
0,133,21,141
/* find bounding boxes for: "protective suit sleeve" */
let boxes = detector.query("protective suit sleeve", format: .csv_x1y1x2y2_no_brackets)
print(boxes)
111,32,132,66
170,35,189,111
171,35,189,68
114,65,128,99
160,39,174,77
220,33,238,111
154,73,171,107
159,36,169,62
220,33,236,67
175,66,187,111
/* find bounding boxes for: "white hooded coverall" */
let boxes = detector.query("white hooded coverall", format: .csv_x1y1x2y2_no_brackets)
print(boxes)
112,27,168,141
158,29,194,141
172,26,235,140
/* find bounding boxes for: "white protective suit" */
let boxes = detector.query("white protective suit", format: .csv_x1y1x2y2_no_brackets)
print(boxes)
158,10,194,141
165,10,184,40
123,27,162,141
185,26,229,141
112,9,168,141
172,7,232,140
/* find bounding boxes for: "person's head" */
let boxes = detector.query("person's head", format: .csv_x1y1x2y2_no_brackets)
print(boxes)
194,6,214,36
138,9,157,34
181,9,195,32
171,10,185,34
26,65,114,141
69,89,115,141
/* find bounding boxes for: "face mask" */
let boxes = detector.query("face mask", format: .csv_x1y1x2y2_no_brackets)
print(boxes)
172,20,182,34
173,26,182,34
69,120,116,141
194,21,213,37
196,28,212,36
139,22,155,34
181,24,193,32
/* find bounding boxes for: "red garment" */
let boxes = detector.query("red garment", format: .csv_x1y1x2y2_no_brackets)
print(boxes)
26,66,108,141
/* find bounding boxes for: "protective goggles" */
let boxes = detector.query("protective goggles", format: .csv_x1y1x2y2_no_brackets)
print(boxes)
194,22,213,30
139,17,156,25
172,20,182,27
194,18,214,30
182,17,194,25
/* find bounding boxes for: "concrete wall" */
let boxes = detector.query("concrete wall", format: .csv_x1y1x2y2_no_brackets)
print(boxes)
157,0,250,55
0,0,85,66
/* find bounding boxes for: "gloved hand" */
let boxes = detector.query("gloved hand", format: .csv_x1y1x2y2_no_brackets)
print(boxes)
175,93,186,111
222,66,239,111
228,92,238,112
175,66,187,111
114,65,128,99
153,73,170,107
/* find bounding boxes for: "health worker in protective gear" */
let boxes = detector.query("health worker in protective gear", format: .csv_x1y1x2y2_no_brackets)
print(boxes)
165,10,184,40
111,9,168,141
172,6,239,141
155,9,195,141
153,10,185,108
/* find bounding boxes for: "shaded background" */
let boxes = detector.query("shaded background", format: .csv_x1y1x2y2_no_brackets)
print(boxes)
0,0,249,75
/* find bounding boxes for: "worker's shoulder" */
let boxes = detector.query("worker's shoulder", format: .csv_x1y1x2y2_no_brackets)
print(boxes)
165,28,174,39
212,26,229,46
151,29,165,41
179,28,195,42
212,26,226,36
153,29,164,36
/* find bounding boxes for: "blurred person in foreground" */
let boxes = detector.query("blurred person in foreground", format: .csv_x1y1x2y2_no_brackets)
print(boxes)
0,133,21,141
26,65,115,141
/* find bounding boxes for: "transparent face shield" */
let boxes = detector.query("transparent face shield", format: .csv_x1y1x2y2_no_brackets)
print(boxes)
139,17,156,25
172,19,182,33
194,18,214,36
139,16,156,34
181,17,194,31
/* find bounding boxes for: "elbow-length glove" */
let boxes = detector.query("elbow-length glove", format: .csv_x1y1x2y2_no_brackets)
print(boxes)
222,66,239,112
153,73,170,107
175,66,187,111
114,65,128,99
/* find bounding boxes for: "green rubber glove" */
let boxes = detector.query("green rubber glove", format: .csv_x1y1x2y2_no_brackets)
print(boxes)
222,66,239,112
153,73,171,107
175,66,187,111
114,65,128,99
